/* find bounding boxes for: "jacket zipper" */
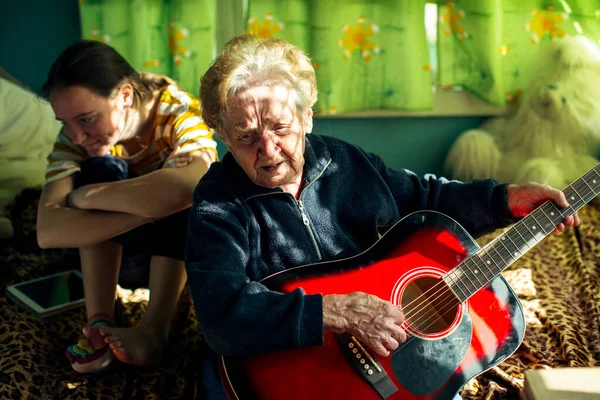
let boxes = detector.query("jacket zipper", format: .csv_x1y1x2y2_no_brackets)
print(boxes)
297,199,322,260
246,158,332,262
294,158,331,261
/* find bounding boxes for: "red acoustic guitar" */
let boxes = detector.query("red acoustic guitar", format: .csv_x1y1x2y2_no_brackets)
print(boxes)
220,164,599,400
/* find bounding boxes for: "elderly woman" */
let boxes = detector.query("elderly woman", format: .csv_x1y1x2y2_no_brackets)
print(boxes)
186,34,579,399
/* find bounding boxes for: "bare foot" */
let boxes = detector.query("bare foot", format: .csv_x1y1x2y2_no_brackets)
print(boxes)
92,326,168,367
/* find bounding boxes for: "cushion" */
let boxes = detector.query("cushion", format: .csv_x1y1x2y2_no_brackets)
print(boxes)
0,70,61,238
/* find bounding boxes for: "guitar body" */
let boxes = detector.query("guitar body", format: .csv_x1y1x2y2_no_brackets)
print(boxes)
220,211,526,400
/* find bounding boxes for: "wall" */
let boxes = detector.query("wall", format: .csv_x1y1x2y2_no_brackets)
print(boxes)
0,0,482,177
0,1,81,94
313,116,483,176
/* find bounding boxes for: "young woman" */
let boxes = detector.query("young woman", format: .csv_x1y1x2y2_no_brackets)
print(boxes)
37,40,217,374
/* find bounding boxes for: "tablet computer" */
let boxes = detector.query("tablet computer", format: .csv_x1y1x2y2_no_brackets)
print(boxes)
5,270,85,319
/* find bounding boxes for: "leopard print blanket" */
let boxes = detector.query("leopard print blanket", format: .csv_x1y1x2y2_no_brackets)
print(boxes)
1,189,599,400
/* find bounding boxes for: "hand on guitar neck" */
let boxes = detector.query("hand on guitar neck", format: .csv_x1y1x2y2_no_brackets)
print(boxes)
320,182,581,362
507,182,581,232
323,292,407,358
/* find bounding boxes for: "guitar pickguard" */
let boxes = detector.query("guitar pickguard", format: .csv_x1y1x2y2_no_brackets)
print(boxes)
392,312,472,396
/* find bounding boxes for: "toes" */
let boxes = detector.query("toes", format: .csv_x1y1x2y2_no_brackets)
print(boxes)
103,333,119,344
112,346,127,357
108,339,123,350
98,326,112,336
84,327,108,350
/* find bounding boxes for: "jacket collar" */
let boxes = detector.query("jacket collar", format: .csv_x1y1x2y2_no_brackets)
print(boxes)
221,134,331,200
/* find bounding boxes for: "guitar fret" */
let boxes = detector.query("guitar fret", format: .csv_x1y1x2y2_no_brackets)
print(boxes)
481,246,502,275
590,168,600,195
544,202,563,225
580,180,594,202
539,206,557,233
524,214,545,242
564,187,581,214
575,178,593,198
513,223,532,250
445,269,468,301
504,231,522,261
581,179,596,199
465,258,486,288
475,251,496,278
522,214,544,242
560,204,575,220
444,164,599,303
530,210,552,236
495,236,513,264
460,260,479,296
471,248,500,289
490,245,506,269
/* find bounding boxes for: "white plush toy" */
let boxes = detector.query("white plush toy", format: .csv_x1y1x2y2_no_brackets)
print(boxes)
444,35,600,189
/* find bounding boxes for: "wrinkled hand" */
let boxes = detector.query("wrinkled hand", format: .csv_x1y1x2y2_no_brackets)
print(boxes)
507,183,580,232
323,292,406,357
163,146,193,169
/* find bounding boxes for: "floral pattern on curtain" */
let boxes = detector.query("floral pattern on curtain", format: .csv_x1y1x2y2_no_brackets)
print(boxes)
79,0,216,95
437,0,600,106
246,0,434,115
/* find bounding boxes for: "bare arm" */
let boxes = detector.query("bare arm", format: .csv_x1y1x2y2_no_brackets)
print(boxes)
68,151,215,218
36,176,151,249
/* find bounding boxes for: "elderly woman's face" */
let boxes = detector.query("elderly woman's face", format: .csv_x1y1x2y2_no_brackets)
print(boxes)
222,84,313,191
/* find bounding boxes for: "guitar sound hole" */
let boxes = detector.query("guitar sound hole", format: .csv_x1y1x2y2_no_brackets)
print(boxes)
401,277,461,335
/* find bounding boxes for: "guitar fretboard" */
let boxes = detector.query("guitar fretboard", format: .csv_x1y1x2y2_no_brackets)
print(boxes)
444,164,600,302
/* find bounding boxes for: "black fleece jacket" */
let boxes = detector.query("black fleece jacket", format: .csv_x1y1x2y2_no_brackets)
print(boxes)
185,134,514,357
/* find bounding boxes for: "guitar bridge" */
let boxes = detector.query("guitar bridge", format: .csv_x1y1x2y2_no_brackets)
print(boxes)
335,333,398,399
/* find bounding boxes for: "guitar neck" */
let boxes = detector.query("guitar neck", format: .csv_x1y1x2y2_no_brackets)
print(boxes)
445,164,600,302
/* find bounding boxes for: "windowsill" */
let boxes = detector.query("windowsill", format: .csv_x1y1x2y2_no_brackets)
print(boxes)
314,90,509,118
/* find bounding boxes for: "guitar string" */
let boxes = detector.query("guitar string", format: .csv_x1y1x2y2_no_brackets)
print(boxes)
394,213,537,324
400,288,457,332
397,172,599,334
395,221,530,327
398,221,544,333
327,171,600,361
397,172,599,340
328,168,598,352
401,201,578,332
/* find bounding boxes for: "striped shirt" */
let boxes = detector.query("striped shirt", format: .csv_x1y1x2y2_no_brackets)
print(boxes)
45,85,217,183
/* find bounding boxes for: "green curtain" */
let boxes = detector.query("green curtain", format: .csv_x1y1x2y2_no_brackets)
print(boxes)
79,0,216,95
80,0,600,112
437,0,600,106
246,0,434,114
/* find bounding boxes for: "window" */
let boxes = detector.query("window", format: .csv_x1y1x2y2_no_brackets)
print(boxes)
217,1,507,117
